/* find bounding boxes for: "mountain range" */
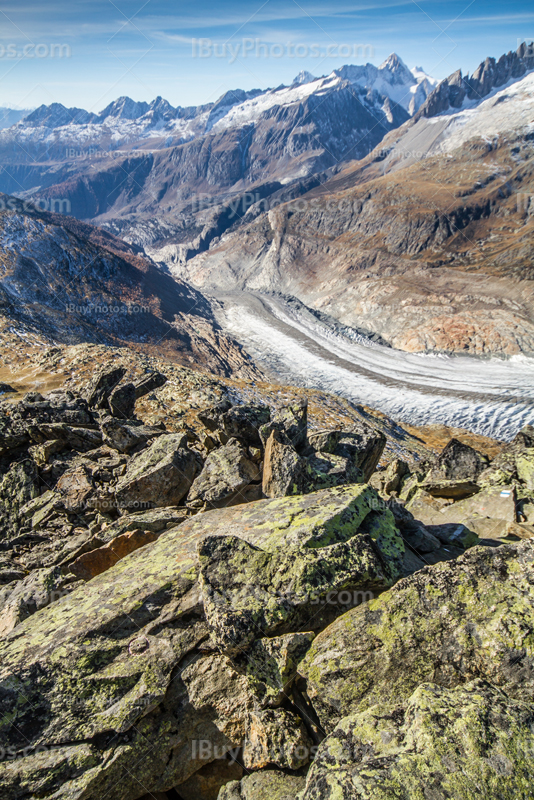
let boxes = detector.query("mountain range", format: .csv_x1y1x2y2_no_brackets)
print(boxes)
0,44,533,361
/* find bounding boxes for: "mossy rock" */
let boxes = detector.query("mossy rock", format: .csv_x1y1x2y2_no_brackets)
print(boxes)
300,539,534,730
298,680,534,799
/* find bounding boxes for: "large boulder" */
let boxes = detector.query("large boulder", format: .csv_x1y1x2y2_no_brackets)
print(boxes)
299,539,534,731
0,485,403,799
114,433,199,509
84,366,126,408
187,438,261,508
307,423,386,483
428,437,489,482
298,681,534,799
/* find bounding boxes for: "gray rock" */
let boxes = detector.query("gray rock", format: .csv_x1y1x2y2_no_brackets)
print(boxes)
298,681,534,799
84,366,126,408
134,371,167,400
108,382,136,418
260,399,308,451
188,438,261,509
262,429,308,498
299,539,534,731
115,433,199,509
100,416,164,454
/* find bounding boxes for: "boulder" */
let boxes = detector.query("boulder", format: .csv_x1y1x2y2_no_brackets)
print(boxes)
428,437,489,482
114,433,199,509
238,632,316,708
108,382,136,419
260,399,308,451
383,457,410,494
219,770,306,800
299,539,534,730
0,485,403,799
198,402,270,448
262,429,308,498
187,438,261,509
220,404,271,447
27,423,103,451
100,416,164,454
84,366,126,408
298,681,534,799
307,423,386,483
134,371,167,400
56,465,93,513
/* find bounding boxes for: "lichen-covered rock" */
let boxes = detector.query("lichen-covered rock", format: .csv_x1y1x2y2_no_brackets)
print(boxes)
260,399,308,451
100,415,164,454
262,429,308,498
0,458,39,539
299,539,534,730
307,424,386,483
115,433,199,509
219,770,306,800
198,532,391,653
239,632,315,707
298,681,534,799
84,365,126,408
0,567,74,636
188,438,261,508
219,404,271,447
243,707,312,769
0,485,400,799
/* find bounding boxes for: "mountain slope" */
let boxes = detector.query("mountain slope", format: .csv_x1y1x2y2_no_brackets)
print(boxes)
0,195,262,379
166,45,534,357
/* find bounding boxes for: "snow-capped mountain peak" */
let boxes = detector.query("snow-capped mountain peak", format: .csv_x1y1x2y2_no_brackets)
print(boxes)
333,54,436,114
98,96,150,121
293,70,317,85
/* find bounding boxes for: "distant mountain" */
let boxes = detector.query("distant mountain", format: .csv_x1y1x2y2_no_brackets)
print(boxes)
0,54,422,247
0,107,32,129
333,53,437,114
166,44,534,359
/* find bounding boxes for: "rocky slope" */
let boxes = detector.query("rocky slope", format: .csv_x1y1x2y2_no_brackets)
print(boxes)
168,43,534,357
0,342,533,799
0,194,261,380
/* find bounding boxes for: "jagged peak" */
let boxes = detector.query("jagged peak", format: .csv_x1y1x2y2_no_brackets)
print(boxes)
293,70,317,85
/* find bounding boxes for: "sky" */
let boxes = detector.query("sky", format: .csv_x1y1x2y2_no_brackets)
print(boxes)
0,0,533,112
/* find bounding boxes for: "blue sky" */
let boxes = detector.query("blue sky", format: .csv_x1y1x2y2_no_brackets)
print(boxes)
0,0,533,111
